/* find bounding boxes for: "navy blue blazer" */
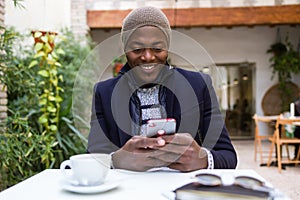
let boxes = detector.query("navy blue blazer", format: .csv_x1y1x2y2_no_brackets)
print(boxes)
88,64,237,169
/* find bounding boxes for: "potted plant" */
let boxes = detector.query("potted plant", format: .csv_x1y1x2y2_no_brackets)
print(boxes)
112,55,126,77
267,36,300,111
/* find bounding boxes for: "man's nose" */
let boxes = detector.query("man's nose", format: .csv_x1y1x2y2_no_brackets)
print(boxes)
141,48,155,61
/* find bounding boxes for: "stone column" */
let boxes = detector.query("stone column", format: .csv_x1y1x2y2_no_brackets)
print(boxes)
71,0,89,38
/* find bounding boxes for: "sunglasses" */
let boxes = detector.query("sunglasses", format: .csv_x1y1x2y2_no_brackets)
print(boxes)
192,173,273,193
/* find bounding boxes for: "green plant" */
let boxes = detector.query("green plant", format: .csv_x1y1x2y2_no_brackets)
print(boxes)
0,26,15,75
267,39,300,87
54,28,95,137
0,28,92,190
267,36,300,111
29,31,66,168
30,31,61,136
12,0,25,9
112,55,126,77
0,110,53,187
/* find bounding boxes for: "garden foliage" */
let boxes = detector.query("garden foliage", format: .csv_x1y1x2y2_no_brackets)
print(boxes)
0,27,93,189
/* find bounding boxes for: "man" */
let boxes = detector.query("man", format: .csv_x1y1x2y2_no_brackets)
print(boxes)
88,6,237,171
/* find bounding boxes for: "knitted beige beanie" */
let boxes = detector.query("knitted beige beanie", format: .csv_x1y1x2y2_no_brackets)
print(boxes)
121,6,171,50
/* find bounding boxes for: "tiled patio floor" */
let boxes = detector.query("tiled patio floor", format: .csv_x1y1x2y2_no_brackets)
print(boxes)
232,139,300,200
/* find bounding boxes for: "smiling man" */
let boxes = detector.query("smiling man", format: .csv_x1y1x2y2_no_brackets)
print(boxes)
87,6,237,171
124,26,168,84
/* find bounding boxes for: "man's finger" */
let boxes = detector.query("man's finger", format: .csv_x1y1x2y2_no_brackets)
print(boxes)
132,136,166,149
149,150,181,163
151,142,191,155
161,133,193,145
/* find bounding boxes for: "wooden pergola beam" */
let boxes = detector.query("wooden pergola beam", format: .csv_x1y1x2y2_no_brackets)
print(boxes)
87,5,300,29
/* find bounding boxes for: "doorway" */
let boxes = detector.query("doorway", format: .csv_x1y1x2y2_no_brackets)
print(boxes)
211,62,256,139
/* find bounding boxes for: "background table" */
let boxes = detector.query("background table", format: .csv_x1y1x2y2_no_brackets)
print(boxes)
293,122,300,126
0,168,285,200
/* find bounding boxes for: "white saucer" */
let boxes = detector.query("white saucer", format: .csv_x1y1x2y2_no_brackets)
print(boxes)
60,179,119,194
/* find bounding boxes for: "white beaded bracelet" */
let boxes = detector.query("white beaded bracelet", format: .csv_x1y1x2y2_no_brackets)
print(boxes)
202,148,214,169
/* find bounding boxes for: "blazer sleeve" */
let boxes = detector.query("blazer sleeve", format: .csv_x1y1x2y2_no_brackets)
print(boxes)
199,73,237,169
87,83,118,154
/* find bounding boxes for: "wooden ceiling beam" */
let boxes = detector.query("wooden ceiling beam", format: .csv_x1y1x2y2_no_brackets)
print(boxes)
87,5,300,29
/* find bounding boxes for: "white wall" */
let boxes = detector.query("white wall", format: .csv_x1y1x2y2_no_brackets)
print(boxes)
5,0,71,32
87,0,300,10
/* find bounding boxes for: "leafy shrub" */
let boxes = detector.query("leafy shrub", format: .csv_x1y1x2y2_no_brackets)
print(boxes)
267,36,300,111
0,28,93,189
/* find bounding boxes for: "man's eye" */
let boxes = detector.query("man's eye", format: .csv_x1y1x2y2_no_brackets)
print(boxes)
132,48,143,53
152,48,163,52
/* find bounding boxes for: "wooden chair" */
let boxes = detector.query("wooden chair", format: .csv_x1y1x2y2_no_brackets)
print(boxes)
252,114,274,163
267,116,300,172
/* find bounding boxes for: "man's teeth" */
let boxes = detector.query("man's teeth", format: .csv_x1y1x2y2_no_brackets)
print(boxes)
142,65,154,70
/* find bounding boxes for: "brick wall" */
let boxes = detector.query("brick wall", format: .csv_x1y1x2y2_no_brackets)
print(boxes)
71,0,89,38
0,0,7,128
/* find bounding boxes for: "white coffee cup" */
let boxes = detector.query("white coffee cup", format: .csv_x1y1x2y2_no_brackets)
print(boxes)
60,153,111,186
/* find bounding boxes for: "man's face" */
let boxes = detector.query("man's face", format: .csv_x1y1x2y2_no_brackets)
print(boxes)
125,26,168,84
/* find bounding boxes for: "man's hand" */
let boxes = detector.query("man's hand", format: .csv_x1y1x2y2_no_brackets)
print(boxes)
112,136,169,171
151,133,208,172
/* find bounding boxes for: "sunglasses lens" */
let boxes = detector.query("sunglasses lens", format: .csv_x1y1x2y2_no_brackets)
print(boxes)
235,176,263,188
195,174,222,186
